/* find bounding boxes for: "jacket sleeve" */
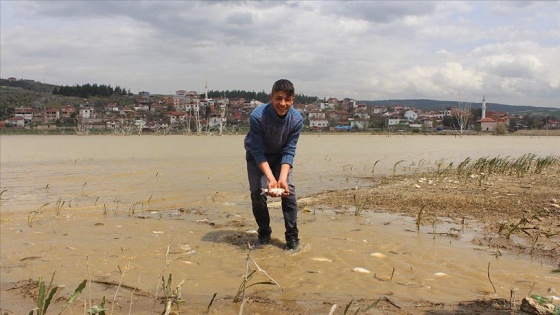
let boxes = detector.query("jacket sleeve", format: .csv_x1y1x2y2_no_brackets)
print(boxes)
281,118,303,166
249,113,267,165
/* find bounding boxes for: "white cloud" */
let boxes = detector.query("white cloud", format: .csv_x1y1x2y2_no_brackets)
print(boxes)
1,0,559,107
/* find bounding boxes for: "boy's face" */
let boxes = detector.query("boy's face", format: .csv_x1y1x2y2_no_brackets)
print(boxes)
270,91,294,117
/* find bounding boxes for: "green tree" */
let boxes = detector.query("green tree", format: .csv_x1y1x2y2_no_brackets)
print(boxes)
495,123,507,135
442,116,454,128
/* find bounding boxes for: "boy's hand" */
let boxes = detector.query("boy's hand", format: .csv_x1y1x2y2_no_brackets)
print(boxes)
277,180,290,197
266,180,280,196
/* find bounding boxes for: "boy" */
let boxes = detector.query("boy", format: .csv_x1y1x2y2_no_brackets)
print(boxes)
244,79,303,250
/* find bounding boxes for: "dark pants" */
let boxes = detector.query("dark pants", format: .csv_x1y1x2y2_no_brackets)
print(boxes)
246,152,298,241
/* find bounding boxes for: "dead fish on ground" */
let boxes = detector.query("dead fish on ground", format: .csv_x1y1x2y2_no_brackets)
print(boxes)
352,267,371,274
260,188,286,196
370,252,387,258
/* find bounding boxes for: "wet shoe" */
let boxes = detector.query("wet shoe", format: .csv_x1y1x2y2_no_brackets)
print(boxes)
285,238,300,251
254,235,270,247
254,226,272,247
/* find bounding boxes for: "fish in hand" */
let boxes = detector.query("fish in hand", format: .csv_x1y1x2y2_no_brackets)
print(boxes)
260,188,286,197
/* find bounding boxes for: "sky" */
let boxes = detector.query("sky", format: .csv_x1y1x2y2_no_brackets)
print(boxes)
1,1,559,108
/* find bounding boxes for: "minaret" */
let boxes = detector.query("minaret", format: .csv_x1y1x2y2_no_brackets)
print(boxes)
205,77,208,101
481,95,486,119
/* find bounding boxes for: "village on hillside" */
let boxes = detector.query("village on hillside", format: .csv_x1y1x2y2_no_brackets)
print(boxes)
2,78,558,135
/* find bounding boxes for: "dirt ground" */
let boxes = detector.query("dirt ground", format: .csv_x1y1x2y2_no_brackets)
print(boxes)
308,169,560,266
2,166,559,315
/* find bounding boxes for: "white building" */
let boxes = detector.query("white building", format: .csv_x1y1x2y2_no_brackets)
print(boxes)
79,107,95,119
309,118,329,129
404,110,418,122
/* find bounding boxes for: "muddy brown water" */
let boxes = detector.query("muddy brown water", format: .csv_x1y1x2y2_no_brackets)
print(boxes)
1,134,559,314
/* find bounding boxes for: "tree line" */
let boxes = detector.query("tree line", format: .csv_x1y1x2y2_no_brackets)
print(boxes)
53,83,131,98
206,89,319,104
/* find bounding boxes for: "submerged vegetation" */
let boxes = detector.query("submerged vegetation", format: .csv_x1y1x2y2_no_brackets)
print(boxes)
312,154,560,265
4,153,559,314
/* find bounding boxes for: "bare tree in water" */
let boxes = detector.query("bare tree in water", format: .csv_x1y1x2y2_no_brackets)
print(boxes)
218,104,227,136
453,101,471,136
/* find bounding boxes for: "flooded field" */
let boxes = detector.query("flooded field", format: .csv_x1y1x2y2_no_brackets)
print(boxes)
1,134,559,314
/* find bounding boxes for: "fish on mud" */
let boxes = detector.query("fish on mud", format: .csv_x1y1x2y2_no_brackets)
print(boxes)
370,252,387,258
260,188,286,196
352,267,371,274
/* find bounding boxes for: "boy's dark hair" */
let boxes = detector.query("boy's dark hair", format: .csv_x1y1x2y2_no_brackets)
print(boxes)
271,79,295,97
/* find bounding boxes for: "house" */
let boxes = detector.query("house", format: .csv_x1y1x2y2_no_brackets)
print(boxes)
477,117,497,132
172,95,185,109
44,108,60,123
404,110,418,122
309,118,328,129
372,106,385,115
134,104,150,111
343,98,357,110
79,107,95,119
349,118,369,130
230,98,246,108
420,119,434,129
61,105,76,118
214,96,229,106
326,110,350,124
105,103,120,112
308,111,328,129
477,109,509,132
150,101,165,112
355,103,368,111
229,108,243,121
308,111,326,120
208,114,226,128
105,119,123,129
168,112,187,125
319,102,335,110
15,107,35,123
386,117,403,128
354,109,370,120
6,117,25,128
434,108,452,119
249,99,263,108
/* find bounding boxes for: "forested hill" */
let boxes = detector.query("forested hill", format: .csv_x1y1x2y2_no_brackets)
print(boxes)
361,99,559,115
0,78,58,93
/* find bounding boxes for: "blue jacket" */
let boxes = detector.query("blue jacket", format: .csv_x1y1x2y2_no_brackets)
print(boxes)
244,103,303,167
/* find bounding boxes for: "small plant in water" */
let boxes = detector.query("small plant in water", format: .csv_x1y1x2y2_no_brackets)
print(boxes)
29,272,86,315
371,160,380,177
161,273,185,314
499,216,530,239
28,211,41,228
415,205,426,231
54,198,65,216
392,159,405,176
352,194,365,216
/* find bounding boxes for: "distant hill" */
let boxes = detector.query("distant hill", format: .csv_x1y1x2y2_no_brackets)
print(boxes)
2,78,558,119
0,78,58,93
360,99,560,116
